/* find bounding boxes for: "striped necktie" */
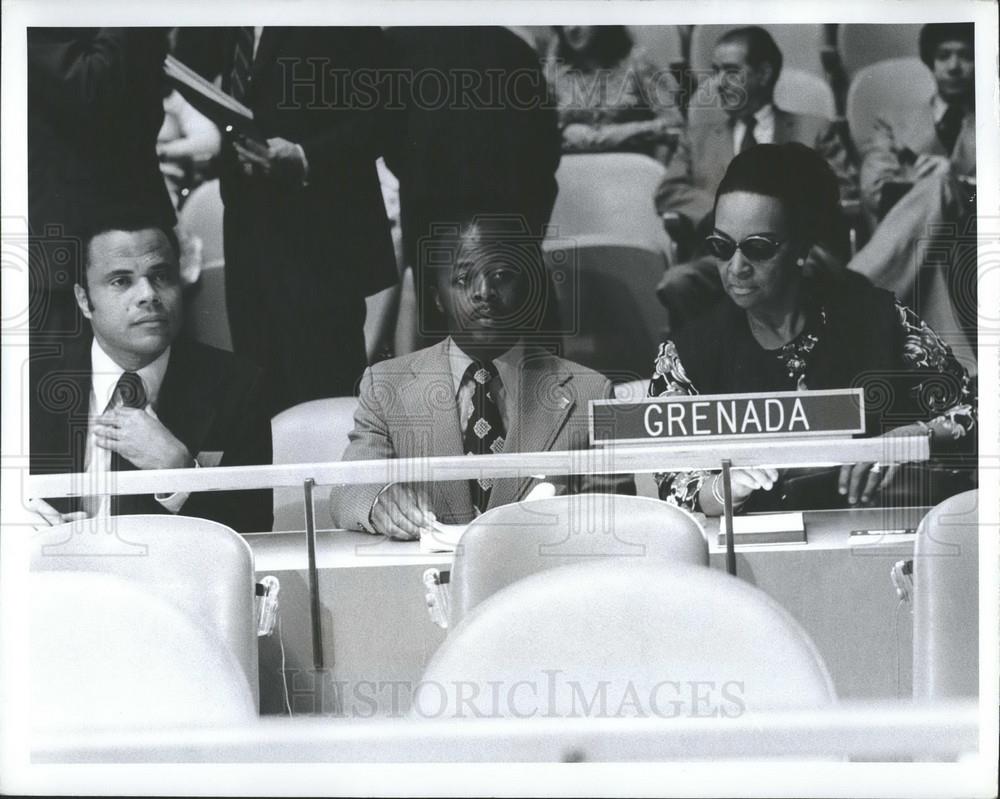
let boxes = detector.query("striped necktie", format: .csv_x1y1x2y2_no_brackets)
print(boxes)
228,26,256,103
461,361,506,514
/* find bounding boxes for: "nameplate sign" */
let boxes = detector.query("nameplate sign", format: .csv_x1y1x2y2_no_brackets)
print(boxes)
589,389,865,446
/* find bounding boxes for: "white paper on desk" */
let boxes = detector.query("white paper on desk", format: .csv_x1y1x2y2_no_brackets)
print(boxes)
419,523,468,554
718,512,805,536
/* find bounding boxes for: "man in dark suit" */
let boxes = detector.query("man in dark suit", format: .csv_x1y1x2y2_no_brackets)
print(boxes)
653,26,855,331
217,27,397,414
330,208,633,539
30,219,272,534
27,28,176,341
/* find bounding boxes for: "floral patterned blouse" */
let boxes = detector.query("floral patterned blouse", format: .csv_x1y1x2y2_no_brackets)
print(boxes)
648,299,976,511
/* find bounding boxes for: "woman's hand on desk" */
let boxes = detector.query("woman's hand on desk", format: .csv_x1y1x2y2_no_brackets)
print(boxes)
837,424,927,505
370,483,436,540
698,467,779,516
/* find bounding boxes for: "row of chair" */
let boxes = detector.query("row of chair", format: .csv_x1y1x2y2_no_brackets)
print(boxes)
551,23,921,79
28,489,979,731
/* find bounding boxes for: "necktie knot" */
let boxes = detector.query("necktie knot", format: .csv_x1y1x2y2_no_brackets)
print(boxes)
738,115,758,153
115,371,147,409
464,360,499,387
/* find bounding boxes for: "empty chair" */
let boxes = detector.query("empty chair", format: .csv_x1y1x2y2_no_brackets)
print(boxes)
271,396,359,531
547,153,674,257
913,489,979,700
418,560,835,720
31,514,260,709
543,240,669,379
845,57,937,153
838,23,921,76
30,571,258,731
177,179,233,351
628,25,684,69
689,24,826,78
177,178,224,266
448,494,707,627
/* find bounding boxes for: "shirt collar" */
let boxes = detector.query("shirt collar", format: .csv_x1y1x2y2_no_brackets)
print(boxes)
90,338,171,412
447,336,525,395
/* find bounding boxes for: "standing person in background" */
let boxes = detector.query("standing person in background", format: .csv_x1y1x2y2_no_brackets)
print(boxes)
849,23,976,369
544,25,684,162
28,27,176,343
218,27,397,413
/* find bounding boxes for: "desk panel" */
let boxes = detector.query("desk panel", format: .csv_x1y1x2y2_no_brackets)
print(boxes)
248,506,927,716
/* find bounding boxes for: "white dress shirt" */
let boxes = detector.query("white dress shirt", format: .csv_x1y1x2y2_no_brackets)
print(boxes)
84,340,188,517
733,103,777,155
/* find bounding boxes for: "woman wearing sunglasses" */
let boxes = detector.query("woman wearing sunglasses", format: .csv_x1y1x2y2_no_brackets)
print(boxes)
648,143,975,516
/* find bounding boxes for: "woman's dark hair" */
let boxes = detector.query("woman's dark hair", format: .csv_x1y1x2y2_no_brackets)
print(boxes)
714,142,843,252
553,26,634,67
919,23,974,68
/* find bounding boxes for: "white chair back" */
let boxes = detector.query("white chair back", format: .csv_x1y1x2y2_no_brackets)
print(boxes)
420,560,836,719
913,489,979,700
271,397,359,531
31,514,260,709
448,494,707,627
846,57,936,152
30,571,257,731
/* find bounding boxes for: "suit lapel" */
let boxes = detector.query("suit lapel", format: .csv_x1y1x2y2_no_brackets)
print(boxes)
400,340,472,521
488,350,576,509
249,27,280,97
156,343,220,459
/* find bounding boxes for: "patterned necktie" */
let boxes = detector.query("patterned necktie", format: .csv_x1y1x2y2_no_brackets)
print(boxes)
738,115,758,153
228,26,256,103
936,104,964,156
461,361,506,514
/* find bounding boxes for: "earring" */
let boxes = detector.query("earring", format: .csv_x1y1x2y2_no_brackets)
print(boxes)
796,257,806,267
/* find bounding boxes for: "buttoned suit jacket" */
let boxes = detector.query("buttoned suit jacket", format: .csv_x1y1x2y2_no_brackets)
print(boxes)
654,108,856,224
30,335,273,534
859,98,976,216
329,340,635,531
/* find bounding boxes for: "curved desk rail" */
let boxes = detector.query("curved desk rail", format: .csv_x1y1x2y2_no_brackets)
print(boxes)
27,435,931,500
33,699,978,763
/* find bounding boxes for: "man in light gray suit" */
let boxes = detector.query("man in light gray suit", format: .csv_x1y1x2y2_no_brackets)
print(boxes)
653,26,855,331
330,211,634,539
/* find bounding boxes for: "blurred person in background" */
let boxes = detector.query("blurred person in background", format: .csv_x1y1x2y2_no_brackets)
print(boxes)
545,25,684,162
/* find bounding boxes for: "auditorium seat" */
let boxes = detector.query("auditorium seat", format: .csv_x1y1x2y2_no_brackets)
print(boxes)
271,396,359,531
838,23,921,76
447,494,708,628
547,153,674,256
30,515,260,710
177,178,224,266
912,489,979,700
419,560,836,719
543,239,670,380
689,24,826,78
845,57,936,153
688,68,836,125
628,25,684,69
177,178,233,351
30,571,258,731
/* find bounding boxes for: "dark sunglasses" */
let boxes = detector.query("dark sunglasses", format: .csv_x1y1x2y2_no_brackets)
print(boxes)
704,233,785,262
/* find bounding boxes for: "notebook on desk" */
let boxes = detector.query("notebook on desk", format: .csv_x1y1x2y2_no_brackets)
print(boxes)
717,512,806,545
